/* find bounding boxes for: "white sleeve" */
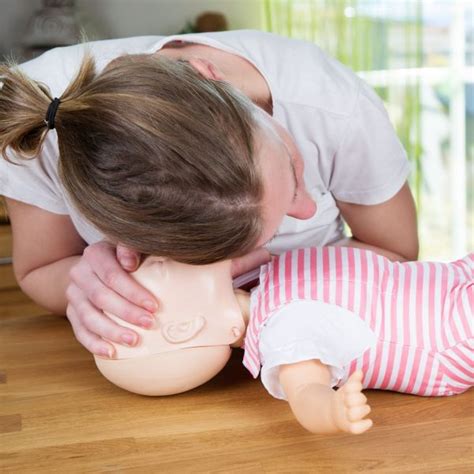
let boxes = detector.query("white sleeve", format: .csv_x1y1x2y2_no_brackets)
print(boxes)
0,135,68,215
258,300,377,400
329,78,411,205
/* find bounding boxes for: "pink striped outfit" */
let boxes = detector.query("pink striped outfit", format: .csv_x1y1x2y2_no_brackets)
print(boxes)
243,247,473,399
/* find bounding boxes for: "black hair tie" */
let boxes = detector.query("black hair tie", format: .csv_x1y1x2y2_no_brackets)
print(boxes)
45,98,61,130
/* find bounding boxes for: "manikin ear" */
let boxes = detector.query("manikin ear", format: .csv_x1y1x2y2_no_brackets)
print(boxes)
161,315,206,344
187,57,226,81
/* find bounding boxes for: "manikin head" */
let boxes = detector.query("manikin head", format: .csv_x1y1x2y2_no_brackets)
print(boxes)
94,255,250,396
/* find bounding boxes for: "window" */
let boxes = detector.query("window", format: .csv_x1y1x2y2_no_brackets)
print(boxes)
264,0,473,260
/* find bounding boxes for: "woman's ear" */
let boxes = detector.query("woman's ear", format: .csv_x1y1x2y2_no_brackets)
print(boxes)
187,57,225,81
161,315,206,344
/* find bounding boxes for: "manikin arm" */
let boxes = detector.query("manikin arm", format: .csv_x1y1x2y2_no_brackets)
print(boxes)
279,360,373,435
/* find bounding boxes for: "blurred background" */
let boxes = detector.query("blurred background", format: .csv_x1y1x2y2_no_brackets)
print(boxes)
0,0,472,261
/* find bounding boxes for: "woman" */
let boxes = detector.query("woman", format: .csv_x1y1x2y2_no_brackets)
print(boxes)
0,30,418,359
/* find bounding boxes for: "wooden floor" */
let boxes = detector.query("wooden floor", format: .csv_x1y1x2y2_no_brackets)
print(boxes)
1,283,473,473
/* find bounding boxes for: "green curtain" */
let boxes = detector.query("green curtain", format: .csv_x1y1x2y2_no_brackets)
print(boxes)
263,0,423,206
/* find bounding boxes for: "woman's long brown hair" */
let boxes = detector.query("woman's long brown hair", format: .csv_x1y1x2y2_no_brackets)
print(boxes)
0,52,264,264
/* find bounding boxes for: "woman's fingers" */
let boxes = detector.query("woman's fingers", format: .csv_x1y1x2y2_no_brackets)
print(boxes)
69,262,155,328
66,302,116,358
116,243,142,272
65,240,161,357
66,281,142,348
81,241,158,314
231,246,271,278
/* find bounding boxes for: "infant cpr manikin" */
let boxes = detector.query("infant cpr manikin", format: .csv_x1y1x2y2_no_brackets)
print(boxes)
94,248,473,435
94,256,248,396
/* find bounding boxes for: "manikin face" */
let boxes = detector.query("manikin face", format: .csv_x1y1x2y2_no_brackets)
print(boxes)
102,256,246,360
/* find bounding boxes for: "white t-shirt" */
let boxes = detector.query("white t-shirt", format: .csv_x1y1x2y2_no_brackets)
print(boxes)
0,30,410,256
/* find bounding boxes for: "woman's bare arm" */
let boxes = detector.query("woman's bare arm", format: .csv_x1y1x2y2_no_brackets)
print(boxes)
335,182,419,261
6,197,87,314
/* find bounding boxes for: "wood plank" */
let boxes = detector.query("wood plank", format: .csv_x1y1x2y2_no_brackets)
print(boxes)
0,263,18,290
0,415,22,434
0,287,46,320
0,224,12,258
0,196,9,224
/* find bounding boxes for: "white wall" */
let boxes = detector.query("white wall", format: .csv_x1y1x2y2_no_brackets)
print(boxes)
0,0,42,58
0,0,263,59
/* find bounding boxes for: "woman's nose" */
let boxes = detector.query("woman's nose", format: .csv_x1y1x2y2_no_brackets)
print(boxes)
287,189,317,220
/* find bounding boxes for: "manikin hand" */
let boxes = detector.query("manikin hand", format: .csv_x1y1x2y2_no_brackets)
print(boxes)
66,241,158,358
331,370,373,435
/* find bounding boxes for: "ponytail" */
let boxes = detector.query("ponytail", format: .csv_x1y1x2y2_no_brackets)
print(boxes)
0,54,95,162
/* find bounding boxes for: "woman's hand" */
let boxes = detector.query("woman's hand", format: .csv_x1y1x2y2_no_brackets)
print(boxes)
66,240,158,359
231,246,271,279
331,370,373,435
